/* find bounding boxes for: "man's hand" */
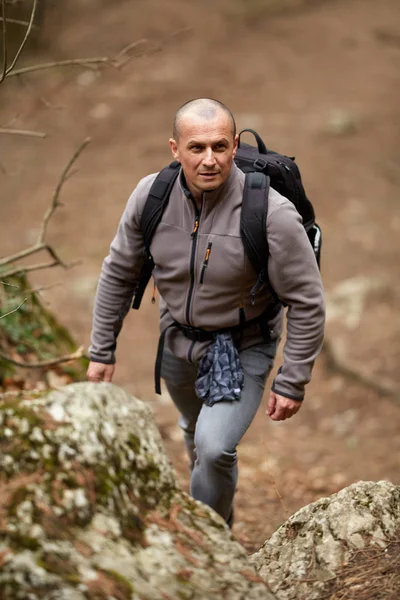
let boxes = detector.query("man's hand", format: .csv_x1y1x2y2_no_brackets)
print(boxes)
267,391,302,421
87,361,115,383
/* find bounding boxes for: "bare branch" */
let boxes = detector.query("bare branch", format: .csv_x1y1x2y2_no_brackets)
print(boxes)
0,296,27,319
0,0,7,84
0,138,90,273
0,345,85,368
28,281,63,295
1,281,19,288
5,0,37,75
0,242,45,267
1,259,81,279
38,137,91,244
0,16,36,27
6,56,110,78
0,127,47,138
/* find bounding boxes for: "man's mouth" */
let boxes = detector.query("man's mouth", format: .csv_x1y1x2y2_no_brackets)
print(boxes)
199,172,219,177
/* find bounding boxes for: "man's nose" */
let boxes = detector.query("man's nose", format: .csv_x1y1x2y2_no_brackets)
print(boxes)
203,148,216,166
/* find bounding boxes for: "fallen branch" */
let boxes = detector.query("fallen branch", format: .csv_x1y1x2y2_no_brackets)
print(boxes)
0,127,47,138
0,345,85,368
323,337,399,404
0,138,90,275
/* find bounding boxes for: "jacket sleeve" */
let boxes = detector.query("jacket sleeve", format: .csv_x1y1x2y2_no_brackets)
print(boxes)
89,175,156,364
267,199,325,400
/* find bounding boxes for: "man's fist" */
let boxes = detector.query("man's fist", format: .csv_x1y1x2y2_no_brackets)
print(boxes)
87,361,115,383
267,391,302,421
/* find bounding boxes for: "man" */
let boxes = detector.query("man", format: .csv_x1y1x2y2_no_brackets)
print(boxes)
87,98,325,527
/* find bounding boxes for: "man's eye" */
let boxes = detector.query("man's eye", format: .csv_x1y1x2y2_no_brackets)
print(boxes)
215,144,227,151
191,145,202,151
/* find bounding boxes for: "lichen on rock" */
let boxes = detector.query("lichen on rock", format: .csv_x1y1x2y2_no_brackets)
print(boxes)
0,382,273,599
250,480,400,600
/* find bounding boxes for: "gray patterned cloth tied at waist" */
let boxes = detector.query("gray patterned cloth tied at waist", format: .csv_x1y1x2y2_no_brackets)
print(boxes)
195,332,244,406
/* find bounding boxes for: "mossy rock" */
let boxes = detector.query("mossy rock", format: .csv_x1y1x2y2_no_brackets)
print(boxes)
0,382,273,599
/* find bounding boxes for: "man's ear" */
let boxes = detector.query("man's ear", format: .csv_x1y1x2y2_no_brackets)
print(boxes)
232,133,239,158
169,138,180,161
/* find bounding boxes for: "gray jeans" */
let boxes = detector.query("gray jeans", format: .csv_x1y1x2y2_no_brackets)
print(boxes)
161,341,277,523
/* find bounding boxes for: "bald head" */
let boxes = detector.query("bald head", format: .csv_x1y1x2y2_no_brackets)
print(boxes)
173,98,236,141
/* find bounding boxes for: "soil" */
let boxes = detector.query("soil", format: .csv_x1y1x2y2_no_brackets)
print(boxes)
1,0,400,558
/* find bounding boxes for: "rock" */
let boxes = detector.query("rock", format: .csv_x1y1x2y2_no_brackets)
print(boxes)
325,109,358,135
250,480,400,600
0,382,273,600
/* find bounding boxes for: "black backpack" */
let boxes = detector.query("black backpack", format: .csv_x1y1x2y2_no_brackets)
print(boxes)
132,129,321,310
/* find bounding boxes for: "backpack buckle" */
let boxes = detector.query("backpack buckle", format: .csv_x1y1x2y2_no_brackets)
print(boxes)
253,158,267,171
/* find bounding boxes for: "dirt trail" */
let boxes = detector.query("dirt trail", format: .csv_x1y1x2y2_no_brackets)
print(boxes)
1,0,400,552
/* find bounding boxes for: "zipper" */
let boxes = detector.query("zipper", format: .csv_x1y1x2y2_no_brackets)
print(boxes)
277,160,299,207
199,242,212,284
185,201,202,325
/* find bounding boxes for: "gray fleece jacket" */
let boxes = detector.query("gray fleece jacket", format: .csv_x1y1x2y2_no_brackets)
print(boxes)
89,163,325,400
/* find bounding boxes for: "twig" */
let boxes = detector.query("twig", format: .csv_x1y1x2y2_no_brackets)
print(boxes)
0,139,90,271
0,127,47,138
5,0,37,75
0,244,68,271
116,38,148,59
0,297,27,319
323,337,399,404
0,0,7,84
6,57,110,78
39,137,91,244
1,259,81,279
0,16,36,27
28,281,63,295
0,345,85,368
1,281,19,288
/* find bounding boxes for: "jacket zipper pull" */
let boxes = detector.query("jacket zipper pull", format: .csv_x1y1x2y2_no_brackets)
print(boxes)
200,242,212,284
151,281,157,304
191,217,199,239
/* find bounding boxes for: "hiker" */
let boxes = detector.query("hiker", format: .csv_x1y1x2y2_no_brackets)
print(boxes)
87,98,325,527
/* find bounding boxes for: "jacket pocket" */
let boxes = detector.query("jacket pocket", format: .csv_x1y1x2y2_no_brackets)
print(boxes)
199,241,213,284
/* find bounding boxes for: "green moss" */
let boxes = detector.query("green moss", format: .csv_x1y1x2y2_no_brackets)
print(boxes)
63,473,79,488
138,464,160,484
9,532,40,551
94,465,115,504
0,274,87,384
101,568,134,596
37,553,80,584
0,400,42,429
127,434,141,454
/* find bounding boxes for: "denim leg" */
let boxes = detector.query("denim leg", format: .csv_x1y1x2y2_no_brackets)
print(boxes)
161,347,201,471
190,342,277,521
161,341,277,522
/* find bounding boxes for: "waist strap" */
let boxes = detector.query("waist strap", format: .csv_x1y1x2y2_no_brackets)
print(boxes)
154,303,281,394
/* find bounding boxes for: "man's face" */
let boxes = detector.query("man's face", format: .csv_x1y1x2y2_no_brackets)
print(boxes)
169,112,238,199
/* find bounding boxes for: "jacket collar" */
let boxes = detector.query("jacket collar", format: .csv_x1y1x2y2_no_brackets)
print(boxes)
178,163,242,212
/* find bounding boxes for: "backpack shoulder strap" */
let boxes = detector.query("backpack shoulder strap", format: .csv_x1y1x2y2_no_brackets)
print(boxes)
240,171,270,280
132,161,180,310
140,160,181,248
